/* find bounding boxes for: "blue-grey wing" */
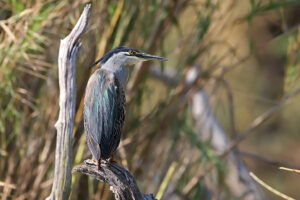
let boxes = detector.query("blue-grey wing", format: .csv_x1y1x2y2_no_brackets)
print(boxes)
84,69,125,160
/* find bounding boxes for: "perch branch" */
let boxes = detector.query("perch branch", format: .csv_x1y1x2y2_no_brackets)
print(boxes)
46,4,91,200
73,160,157,200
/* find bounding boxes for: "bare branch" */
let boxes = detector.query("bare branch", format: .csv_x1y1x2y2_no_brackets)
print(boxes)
279,167,300,174
183,66,266,200
147,65,266,199
149,64,178,86
73,160,157,200
127,0,180,96
249,172,296,200
46,4,91,200
241,151,300,169
223,88,300,157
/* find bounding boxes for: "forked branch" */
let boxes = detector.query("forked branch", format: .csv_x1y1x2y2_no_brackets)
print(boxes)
47,4,91,200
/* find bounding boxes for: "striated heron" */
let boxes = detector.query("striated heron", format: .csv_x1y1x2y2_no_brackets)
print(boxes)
84,46,167,170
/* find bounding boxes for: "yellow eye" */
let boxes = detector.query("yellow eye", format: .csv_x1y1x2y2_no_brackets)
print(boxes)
129,50,135,55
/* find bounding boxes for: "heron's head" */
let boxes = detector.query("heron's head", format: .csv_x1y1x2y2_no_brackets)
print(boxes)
90,46,167,69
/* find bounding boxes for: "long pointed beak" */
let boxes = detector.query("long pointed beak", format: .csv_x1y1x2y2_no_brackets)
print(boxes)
136,53,167,61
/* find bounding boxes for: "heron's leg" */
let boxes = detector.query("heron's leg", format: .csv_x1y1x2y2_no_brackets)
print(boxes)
110,155,117,163
97,159,101,170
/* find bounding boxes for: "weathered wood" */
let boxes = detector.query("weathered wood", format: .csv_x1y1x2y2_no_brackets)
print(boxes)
73,160,157,200
46,4,91,200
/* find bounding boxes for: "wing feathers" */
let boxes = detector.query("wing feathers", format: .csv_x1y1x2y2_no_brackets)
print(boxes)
84,69,125,160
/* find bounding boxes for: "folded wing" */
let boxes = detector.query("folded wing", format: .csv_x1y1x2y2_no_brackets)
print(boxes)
84,69,125,160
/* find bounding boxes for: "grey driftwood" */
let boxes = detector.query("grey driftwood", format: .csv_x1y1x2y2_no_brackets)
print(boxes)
46,4,91,200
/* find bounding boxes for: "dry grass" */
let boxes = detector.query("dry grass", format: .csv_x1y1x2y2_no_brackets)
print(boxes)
1,0,300,199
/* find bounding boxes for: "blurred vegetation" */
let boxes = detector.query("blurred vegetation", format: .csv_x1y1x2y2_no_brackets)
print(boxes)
1,0,300,199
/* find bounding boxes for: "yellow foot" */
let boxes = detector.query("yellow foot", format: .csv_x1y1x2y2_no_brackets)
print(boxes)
109,155,117,163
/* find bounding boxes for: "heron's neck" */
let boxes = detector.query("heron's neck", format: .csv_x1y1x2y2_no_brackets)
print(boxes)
102,62,128,89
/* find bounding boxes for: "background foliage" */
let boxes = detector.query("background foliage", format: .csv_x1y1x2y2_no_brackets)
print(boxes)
1,0,300,199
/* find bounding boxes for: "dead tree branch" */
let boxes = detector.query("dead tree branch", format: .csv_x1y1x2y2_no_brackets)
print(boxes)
46,4,91,200
189,89,266,200
73,160,157,200
148,65,266,199
181,66,266,199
